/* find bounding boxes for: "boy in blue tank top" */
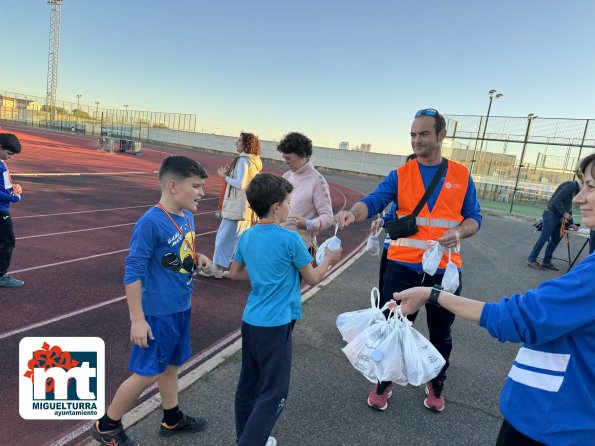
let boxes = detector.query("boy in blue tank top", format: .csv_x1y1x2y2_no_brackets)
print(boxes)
229,173,342,446
91,156,213,446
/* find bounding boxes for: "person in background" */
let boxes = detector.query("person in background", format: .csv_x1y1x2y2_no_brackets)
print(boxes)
527,179,580,271
201,133,262,278
277,132,333,254
392,152,595,446
0,133,24,288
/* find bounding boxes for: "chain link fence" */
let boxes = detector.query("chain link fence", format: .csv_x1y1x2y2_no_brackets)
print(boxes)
444,114,595,219
0,89,195,137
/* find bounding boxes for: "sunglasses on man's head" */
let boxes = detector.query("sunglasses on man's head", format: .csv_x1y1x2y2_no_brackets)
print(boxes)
415,108,440,118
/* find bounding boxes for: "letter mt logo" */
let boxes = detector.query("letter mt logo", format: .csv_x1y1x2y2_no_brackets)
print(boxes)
19,337,105,420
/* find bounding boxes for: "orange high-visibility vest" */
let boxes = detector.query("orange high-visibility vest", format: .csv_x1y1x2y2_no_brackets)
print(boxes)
387,159,469,269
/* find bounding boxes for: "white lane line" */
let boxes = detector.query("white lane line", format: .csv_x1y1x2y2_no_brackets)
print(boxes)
10,229,218,274
13,171,158,177
0,295,126,341
13,197,218,219
16,210,219,240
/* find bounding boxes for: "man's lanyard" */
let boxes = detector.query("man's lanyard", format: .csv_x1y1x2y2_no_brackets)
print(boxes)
156,203,196,265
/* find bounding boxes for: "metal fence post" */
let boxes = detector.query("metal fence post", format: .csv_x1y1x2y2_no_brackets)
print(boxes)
470,116,484,175
573,119,590,180
509,114,537,213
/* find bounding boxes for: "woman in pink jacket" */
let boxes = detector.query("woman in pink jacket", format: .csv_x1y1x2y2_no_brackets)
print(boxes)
277,132,334,253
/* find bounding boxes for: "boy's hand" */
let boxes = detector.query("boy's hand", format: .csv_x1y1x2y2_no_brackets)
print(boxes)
324,247,342,265
196,254,212,274
12,184,22,195
130,319,154,348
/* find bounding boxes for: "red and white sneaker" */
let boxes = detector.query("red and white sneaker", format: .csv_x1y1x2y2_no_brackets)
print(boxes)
367,383,393,411
424,380,445,412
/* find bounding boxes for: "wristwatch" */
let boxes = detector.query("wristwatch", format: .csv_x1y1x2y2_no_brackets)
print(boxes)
428,285,443,307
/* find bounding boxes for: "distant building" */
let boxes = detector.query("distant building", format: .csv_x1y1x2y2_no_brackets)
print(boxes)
0,95,41,110
339,141,349,151
359,143,372,152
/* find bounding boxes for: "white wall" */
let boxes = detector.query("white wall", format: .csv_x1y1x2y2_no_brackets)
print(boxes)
146,127,406,178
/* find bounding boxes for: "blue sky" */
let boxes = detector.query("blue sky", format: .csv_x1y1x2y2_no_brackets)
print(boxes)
1,0,594,153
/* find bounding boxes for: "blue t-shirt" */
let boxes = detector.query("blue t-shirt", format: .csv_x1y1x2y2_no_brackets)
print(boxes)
234,224,312,327
124,206,196,316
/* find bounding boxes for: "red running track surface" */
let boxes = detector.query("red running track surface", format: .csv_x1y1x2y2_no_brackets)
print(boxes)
0,126,369,445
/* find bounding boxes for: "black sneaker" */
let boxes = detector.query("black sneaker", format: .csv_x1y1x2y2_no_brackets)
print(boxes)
89,420,138,446
541,263,560,271
159,413,207,437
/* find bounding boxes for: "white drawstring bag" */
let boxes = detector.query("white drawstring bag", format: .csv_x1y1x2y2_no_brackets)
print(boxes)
342,316,394,383
422,240,443,276
366,228,381,256
397,307,445,386
316,224,342,265
441,249,460,293
371,316,408,385
336,288,386,343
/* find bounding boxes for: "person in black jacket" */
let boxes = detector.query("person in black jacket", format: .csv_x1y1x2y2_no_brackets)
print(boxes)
527,180,580,270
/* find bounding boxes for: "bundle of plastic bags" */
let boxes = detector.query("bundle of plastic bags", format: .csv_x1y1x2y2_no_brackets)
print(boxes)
338,293,445,386
366,228,381,256
336,288,385,343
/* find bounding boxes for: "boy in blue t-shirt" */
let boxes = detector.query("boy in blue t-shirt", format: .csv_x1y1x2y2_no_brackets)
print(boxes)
0,133,24,288
229,173,342,446
91,156,213,446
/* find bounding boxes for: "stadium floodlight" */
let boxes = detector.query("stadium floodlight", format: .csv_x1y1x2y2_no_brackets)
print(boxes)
46,0,64,124
471,89,504,174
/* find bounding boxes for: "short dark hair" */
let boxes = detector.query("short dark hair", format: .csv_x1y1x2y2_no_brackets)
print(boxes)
159,156,208,181
246,173,294,218
577,153,595,180
276,132,313,159
0,133,22,154
240,132,261,155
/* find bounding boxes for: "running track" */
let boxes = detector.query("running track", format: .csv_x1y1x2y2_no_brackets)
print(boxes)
0,126,369,446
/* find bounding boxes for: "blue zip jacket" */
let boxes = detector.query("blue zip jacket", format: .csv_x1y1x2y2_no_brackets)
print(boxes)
480,253,595,445
0,161,20,212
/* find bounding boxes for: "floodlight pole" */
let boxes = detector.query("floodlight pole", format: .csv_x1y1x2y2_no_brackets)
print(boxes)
471,89,503,175
509,114,537,213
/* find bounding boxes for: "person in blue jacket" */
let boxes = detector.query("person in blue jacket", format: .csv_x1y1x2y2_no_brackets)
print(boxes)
0,133,24,288
390,152,595,445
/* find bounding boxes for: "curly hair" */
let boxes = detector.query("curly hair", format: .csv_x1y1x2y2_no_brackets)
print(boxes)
276,132,312,159
240,132,261,156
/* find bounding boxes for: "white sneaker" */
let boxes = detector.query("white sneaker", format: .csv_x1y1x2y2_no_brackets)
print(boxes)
266,437,277,446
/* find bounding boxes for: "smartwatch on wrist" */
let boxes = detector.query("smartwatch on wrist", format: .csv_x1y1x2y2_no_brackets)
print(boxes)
428,285,443,307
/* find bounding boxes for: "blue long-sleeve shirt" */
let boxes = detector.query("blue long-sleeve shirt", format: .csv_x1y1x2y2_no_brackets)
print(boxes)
480,253,595,445
0,161,20,212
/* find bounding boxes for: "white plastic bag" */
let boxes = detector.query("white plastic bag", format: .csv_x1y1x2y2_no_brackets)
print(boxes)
366,229,380,256
336,288,385,343
371,317,408,385
397,307,446,386
342,317,394,383
316,224,342,265
441,249,460,293
422,241,444,276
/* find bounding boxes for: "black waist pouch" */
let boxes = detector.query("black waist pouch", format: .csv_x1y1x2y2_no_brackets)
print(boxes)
385,215,418,240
